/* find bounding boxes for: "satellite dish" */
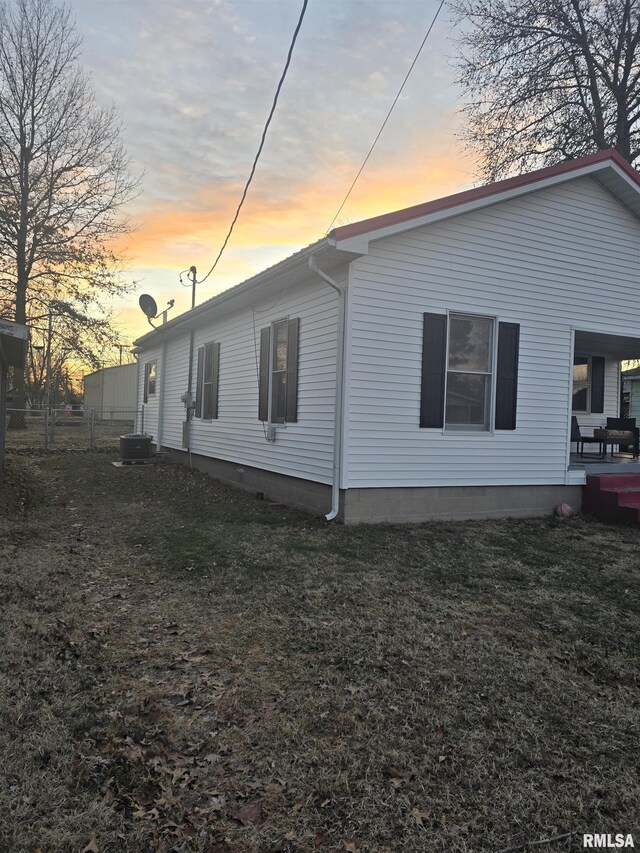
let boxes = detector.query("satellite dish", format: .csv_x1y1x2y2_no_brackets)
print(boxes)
139,294,158,319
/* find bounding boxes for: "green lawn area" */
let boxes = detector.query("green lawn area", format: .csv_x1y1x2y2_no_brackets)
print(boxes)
0,453,638,852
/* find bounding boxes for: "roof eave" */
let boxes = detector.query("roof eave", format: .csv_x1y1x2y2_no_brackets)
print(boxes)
132,238,357,350
331,151,640,250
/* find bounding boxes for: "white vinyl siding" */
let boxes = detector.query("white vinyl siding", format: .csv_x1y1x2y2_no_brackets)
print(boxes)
162,336,190,448
150,274,342,484
345,176,639,488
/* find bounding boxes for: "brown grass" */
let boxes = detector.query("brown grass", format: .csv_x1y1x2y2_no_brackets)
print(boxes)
0,452,638,853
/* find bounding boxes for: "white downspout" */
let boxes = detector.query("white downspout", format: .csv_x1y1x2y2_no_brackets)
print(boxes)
134,354,142,433
309,255,346,521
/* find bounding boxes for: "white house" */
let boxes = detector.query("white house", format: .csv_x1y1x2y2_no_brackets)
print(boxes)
83,363,137,416
133,149,640,523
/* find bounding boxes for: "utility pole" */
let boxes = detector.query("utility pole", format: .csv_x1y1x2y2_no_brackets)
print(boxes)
189,265,197,309
180,265,198,457
43,311,53,450
45,311,53,410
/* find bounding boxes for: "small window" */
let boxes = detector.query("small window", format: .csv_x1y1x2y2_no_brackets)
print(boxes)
195,342,220,420
258,317,299,424
271,319,289,424
445,313,494,431
572,356,590,412
144,360,157,403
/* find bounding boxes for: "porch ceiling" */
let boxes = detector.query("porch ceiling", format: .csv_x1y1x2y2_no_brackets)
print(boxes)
574,329,640,360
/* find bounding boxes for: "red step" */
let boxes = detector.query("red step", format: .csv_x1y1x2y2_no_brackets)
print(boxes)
584,474,640,522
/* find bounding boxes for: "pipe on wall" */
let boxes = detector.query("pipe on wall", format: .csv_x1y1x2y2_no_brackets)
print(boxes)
308,255,347,521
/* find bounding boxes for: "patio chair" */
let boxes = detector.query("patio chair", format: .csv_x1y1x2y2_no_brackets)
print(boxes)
571,416,604,457
605,417,640,458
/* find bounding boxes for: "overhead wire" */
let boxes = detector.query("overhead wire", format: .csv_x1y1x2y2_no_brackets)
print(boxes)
325,0,446,235
197,0,309,286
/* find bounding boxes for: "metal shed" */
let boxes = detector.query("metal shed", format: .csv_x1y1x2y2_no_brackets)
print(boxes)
83,362,136,416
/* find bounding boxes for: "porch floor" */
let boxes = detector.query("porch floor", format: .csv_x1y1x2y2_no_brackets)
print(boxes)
569,452,640,474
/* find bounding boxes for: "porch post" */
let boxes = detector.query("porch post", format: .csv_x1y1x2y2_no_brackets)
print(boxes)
565,327,576,482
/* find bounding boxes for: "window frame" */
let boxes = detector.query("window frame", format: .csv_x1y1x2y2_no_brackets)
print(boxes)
144,360,157,402
258,316,299,425
269,318,289,425
443,311,497,434
572,354,591,414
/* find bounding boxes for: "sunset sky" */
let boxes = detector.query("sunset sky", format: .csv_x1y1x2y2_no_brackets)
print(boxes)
68,0,476,351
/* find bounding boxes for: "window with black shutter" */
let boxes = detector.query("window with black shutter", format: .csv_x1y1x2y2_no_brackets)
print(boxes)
420,312,520,432
143,360,157,404
258,317,299,423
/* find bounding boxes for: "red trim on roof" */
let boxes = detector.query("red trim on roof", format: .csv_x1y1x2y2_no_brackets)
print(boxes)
330,149,640,242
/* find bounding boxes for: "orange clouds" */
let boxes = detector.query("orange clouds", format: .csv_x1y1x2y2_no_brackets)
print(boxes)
111,131,477,341
118,132,474,273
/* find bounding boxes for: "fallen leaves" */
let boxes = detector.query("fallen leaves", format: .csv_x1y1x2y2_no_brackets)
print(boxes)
410,807,430,827
230,800,263,826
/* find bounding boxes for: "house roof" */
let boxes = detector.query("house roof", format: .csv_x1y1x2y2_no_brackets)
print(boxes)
84,362,137,380
133,238,350,349
329,149,640,247
134,149,640,349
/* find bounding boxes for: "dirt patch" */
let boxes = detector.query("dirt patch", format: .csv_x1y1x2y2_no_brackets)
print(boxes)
0,453,638,852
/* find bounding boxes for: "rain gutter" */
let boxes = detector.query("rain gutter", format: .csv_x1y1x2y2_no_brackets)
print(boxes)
309,254,346,522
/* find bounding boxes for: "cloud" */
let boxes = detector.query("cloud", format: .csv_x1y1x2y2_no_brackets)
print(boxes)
67,0,471,344
111,124,475,340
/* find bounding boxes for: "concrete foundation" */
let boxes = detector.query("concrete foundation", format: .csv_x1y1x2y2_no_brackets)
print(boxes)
342,484,583,524
162,448,332,515
160,448,583,524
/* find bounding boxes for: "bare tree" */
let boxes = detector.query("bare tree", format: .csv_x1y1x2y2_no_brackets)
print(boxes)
452,0,640,180
0,0,138,423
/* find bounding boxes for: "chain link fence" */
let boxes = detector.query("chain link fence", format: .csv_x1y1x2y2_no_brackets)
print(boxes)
4,408,143,452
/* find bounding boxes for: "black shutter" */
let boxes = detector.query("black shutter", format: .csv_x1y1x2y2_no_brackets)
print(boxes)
143,362,149,404
203,343,214,418
495,322,520,430
285,317,299,423
212,342,220,419
258,327,270,421
591,356,605,413
195,346,204,418
420,313,447,428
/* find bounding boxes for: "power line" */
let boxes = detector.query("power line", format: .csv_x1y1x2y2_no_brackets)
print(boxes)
197,0,309,285
325,0,446,235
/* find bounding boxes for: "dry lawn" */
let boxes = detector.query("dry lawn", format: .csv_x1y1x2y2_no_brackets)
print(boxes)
0,453,638,853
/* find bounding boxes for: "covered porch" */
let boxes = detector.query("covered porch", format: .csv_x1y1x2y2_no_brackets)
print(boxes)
569,328,640,475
